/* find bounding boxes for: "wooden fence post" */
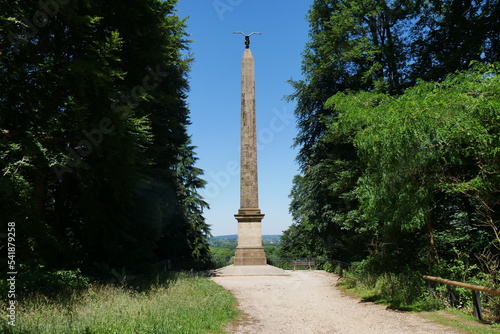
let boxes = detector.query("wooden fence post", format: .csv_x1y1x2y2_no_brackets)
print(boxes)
448,286,456,308
472,290,483,321
423,275,500,322
426,280,434,295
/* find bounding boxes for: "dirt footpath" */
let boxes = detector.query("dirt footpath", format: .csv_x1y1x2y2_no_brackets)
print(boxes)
212,270,460,334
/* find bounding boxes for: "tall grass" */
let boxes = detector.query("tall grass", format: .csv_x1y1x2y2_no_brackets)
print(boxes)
336,262,500,323
1,273,238,334
334,261,444,311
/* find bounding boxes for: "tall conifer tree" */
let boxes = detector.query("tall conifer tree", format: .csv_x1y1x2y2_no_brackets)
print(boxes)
0,0,210,272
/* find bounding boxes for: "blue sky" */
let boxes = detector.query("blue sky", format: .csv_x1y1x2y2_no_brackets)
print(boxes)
176,1,312,236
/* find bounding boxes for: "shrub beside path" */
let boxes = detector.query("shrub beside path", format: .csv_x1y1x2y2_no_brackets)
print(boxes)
212,270,460,334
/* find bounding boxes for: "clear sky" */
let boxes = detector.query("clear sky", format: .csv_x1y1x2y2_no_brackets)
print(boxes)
176,1,312,236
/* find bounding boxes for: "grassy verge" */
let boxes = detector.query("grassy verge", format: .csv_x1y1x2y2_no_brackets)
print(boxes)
335,272,500,334
420,309,500,334
1,273,238,334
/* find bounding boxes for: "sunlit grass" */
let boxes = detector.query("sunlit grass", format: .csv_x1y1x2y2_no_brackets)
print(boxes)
1,274,238,334
420,309,500,334
337,272,500,333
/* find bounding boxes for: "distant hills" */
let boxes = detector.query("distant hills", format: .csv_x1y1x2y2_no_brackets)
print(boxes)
210,234,281,241
210,234,281,246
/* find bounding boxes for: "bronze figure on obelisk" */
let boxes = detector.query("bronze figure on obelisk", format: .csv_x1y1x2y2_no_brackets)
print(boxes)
233,32,267,265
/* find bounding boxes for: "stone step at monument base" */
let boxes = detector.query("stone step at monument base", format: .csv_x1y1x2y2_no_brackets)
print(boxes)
234,247,267,266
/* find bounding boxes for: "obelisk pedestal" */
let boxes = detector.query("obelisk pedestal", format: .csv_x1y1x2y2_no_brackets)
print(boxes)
234,209,266,265
234,47,267,266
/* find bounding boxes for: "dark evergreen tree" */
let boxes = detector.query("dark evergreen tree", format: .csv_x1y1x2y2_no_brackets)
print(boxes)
157,138,211,268
0,0,211,274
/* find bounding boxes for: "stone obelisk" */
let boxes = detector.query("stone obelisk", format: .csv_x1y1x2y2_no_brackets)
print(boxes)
234,32,267,266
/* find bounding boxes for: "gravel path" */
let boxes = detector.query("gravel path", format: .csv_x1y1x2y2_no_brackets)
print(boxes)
212,270,460,334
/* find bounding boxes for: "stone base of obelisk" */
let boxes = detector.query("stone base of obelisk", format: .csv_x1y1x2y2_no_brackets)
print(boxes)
234,247,267,265
234,209,267,266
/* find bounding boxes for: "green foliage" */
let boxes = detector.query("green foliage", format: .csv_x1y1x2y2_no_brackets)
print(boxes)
210,238,237,250
263,246,280,259
0,274,238,334
284,0,500,267
411,0,500,82
327,63,500,318
0,0,211,274
208,242,235,271
279,220,325,258
339,262,444,311
286,1,499,316
326,63,500,269
210,247,235,259
0,265,91,300
323,262,336,273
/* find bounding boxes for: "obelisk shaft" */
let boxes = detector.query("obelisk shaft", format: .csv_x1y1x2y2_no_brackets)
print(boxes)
234,46,266,266
240,48,259,210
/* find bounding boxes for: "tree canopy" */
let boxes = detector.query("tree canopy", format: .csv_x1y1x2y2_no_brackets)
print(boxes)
325,63,500,271
283,0,500,280
1,0,211,273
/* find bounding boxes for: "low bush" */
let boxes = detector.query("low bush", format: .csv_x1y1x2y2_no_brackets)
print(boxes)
337,259,500,321
0,264,91,300
337,260,445,311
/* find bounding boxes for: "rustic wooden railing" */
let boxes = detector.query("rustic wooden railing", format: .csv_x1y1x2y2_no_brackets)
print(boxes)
423,275,500,321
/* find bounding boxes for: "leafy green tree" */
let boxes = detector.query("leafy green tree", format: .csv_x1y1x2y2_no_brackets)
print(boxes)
263,246,280,259
210,247,234,259
280,222,323,258
288,0,413,165
285,0,416,260
284,0,500,269
325,63,500,271
411,0,500,81
286,168,368,261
